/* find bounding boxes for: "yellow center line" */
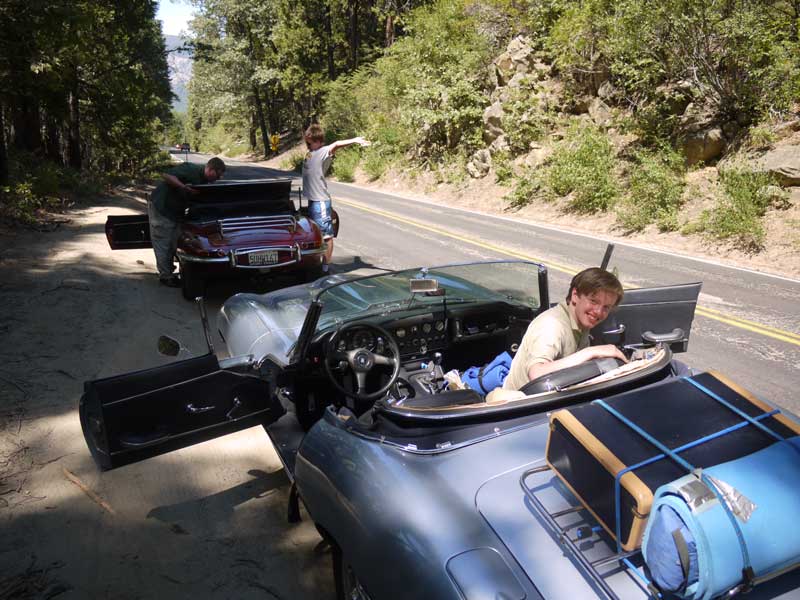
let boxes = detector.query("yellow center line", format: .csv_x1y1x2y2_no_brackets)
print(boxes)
337,197,800,348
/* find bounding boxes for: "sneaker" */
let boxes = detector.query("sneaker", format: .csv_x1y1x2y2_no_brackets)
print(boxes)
159,276,181,288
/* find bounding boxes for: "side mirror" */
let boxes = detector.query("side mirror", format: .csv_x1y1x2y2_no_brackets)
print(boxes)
157,335,184,357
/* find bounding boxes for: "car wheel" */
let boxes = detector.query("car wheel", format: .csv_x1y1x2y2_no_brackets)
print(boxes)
333,545,371,600
179,263,205,301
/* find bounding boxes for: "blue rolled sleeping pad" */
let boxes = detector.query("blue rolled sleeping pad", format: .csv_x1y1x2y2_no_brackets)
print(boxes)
642,436,800,600
460,352,512,394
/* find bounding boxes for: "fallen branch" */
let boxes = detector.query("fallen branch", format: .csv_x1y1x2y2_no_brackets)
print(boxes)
62,467,116,515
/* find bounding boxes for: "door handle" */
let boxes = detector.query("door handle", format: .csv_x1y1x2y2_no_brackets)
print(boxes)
226,397,242,420
602,324,626,335
186,403,215,414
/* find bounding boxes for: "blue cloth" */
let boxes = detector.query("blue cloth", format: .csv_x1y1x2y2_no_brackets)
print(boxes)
461,352,512,393
643,436,800,600
646,504,699,592
308,199,334,238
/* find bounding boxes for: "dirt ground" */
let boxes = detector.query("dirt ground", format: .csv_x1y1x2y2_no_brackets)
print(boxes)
0,188,334,599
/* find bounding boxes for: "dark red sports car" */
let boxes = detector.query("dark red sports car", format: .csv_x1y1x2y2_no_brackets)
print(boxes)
105,178,337,299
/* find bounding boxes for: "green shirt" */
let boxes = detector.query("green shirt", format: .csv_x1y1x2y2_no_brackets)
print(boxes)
150,162,208,220
502,302,589,391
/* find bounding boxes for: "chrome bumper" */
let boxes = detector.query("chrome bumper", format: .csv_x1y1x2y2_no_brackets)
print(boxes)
177,245,324,268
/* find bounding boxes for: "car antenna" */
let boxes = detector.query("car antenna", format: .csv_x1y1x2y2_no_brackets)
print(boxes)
600,243,615,271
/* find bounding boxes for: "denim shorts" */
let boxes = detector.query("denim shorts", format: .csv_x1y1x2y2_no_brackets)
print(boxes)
308,199,334,239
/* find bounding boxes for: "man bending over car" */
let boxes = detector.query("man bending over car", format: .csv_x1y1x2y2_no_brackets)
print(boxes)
148,157,226,287
503,267,628,391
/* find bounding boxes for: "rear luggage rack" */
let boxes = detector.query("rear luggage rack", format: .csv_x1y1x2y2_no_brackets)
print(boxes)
219,215,297,235
521,465,659,600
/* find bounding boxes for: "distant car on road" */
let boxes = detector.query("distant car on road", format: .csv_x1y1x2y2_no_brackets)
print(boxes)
103,178,337,299
180,142,191,152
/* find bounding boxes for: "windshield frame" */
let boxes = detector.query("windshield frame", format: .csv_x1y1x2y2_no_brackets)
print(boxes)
289,259,549,364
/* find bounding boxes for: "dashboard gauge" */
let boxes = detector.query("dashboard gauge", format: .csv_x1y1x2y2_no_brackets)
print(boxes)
435,320,445,332
396,328,406,339
336,339,347,352
422,323,432,333
351,330,375,350
376,338,385,353
410,325,418,334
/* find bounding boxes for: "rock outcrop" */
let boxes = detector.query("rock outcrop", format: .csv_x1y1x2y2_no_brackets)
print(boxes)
751,146,800,187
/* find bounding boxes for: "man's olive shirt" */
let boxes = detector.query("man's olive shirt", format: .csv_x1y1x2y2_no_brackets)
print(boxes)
503,302,589,391
150,162,207,221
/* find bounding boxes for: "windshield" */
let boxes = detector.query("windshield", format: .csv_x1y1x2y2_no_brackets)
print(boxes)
313,261,545,334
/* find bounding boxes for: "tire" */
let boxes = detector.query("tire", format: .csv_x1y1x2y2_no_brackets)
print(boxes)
179,262,205,301
333,545,370,600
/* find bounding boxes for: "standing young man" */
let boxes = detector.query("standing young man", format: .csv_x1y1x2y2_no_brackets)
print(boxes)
503,267,628,391
301,124,370,272
148,157,226,287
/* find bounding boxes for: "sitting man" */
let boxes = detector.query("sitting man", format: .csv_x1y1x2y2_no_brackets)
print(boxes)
503,267,628,391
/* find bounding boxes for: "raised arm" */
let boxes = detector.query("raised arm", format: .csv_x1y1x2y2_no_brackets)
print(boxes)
329,136,371,155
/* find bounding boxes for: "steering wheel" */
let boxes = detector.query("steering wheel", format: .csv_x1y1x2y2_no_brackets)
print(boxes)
324,323,401,401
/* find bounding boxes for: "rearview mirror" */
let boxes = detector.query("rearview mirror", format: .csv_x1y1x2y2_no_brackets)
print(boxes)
409,278,439,294
157,335,183,357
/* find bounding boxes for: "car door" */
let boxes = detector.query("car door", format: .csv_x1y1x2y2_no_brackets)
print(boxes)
590,282,702,352
80,353,284,470
105,214,152,249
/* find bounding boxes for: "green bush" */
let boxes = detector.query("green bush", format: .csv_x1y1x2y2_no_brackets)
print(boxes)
493,150,514,185
616,145,685,232
544,124,619,212
703,168,777,251
505,168,542,209
499,84,549,155
1,152,107,225
331,147,360,182
281,151,306,172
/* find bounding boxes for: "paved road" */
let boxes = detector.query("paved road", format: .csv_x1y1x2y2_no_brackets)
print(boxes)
220,156,800,415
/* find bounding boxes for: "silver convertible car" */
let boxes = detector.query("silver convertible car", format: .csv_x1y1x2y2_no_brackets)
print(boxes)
80,259,800,600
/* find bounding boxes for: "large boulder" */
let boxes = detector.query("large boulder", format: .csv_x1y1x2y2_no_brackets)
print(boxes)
467,149,492,178
751,146,800,186
680,128,726,165
588,98,613,127
492,36,535,87
516,143,550,169
483,102,505,144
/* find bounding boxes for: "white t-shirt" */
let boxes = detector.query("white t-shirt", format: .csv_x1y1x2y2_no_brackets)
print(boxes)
302,144,334,202
503,302,589,391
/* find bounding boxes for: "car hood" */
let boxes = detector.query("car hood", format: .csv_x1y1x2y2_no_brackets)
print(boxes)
218,275,349,365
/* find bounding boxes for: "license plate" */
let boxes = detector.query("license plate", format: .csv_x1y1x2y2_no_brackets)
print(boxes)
248,250,278,266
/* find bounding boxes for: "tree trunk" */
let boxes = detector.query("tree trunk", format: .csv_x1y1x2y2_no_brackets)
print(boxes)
252,85,270,157
12,100,42,153
45,118,62,164
0,106,8,186
68,74,82,170
325,4,335,80
385,14,395,47
349,0,360,71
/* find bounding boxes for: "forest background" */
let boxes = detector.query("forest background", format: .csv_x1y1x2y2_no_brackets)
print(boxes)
2,0,800,258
